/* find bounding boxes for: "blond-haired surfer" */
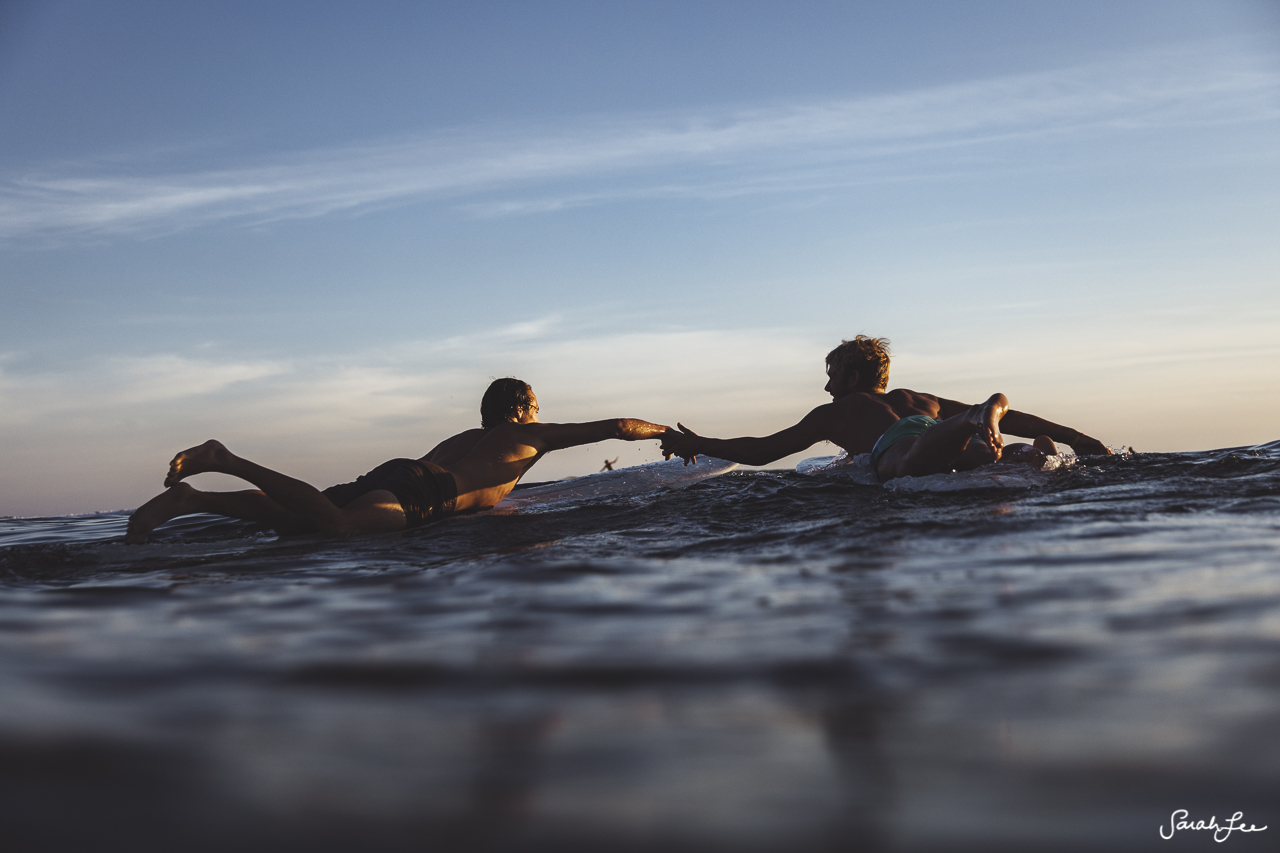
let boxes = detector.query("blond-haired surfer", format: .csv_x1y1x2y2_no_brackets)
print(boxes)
661,336,1111,480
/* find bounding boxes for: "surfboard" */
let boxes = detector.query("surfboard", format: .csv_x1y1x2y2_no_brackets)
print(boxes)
796,453,880,485
494,457,739,513
796,452,1052,491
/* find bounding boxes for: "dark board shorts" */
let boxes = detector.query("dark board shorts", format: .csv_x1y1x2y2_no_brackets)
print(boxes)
322,459,458,529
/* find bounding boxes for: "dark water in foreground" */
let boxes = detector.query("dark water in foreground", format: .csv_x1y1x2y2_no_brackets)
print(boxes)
2,443,1279,852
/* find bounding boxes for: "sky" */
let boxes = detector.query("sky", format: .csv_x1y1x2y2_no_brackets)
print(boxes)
1,0,1279,516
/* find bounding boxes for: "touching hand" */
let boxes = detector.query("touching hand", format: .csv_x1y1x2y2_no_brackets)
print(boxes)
661,423,701,465
1070,434,1112,456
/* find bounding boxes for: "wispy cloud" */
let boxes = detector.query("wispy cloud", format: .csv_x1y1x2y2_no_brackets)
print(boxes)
109,354,291,404
1,40,1276,243
0,318,817,430
0,354,291,426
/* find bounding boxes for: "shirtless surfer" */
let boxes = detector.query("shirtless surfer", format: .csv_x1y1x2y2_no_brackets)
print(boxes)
660,336,1111,481
126,378,672,543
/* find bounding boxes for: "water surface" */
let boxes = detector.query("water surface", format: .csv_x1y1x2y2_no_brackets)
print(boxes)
2,443,1278,851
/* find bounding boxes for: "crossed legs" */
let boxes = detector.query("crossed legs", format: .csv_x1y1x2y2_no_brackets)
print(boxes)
125,484,311,544
125,440,407,543
876,394,1010,481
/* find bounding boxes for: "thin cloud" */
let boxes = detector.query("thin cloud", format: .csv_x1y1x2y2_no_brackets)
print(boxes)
0,321,815,426
111,354,291,404
0,354,291,426
1,40,1276,243
432,316,567,352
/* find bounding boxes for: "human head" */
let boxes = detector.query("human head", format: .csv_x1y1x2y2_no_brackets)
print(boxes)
825,335,890,394
481,377,537,428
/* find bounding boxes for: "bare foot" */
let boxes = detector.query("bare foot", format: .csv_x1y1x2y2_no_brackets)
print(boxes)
1033,435,1057,455
964,394,1008,460
955,436,999,471
125,482,199,544
164,439,231,487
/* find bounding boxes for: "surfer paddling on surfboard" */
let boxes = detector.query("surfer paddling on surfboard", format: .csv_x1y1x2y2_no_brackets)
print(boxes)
126,378,673,543
660,336,1111,482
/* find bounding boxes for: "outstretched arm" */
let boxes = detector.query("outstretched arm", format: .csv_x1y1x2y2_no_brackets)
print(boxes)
1001,410,1111,455
525,418,671,453
936,397,1111,455
661,406,833,466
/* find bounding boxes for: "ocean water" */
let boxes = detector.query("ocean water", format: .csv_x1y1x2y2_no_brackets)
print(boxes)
2,442,1279,852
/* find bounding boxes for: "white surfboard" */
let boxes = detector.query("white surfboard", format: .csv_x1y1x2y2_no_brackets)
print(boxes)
796,453,880,485
797,452,1051,491
494,457,739,513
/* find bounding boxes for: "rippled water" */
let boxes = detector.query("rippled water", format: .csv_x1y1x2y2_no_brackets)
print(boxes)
2,443,1279,851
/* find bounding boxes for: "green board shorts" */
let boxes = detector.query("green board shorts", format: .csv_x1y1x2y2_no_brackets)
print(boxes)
869,415,939,472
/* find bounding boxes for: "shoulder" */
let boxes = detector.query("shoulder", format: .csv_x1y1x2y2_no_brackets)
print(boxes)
797,401,840,425
886,387,929,399
490,422,536,440
886,388,939,405
475,422,547,454
443,427,488,447
788,401,846,438
832,391,894,414
425,427,489,464
884,388,943,416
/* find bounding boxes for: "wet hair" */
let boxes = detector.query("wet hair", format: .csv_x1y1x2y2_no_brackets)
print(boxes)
481,377,535,429
826,336,891,392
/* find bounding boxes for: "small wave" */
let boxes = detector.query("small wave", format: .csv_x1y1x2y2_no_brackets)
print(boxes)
0,439,1278,850
883,468,1050,492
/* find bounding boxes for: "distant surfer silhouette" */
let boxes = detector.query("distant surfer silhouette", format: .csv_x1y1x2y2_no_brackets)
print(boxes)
600,457,618,472
661,336,1111,481
127,378,673,543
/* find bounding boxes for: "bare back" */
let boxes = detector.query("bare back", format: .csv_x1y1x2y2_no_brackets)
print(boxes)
823,388,955,455
663,357,1110,466
429,424,545,512
422,428,488,469
663,387,970,467
420,417,670,513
